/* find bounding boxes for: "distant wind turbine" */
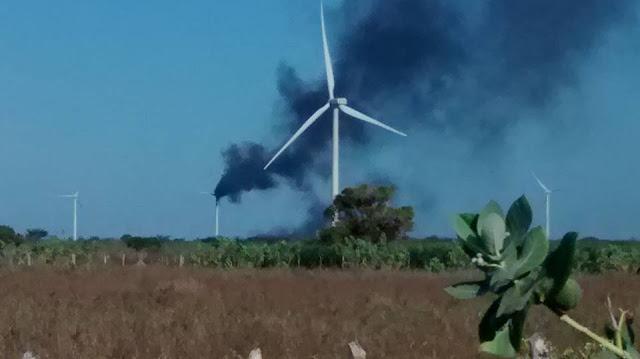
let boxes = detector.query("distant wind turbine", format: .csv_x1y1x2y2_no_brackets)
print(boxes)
532,172,554,239
201,192,220,237
264,2,407,213
58,191,79,241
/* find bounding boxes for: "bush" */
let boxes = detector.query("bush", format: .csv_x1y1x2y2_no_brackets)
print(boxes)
0,225,23,246
121,235,163,252
319,184,414,244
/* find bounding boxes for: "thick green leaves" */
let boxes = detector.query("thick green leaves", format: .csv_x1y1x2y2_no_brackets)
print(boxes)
506,195,532,242
480,324,517,358
453,214,492,257
514,227,549,277
478,299,520,358
489,242,518,290
453,214,476,241
459,213,479,230
544,232,578,294
478,212,508,255
445,281,487,300
480,200,504,218
497,276,537,317
509,309,528,353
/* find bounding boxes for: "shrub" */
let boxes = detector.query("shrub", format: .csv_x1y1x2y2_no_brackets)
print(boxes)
445,195,639,358
319,184,414,244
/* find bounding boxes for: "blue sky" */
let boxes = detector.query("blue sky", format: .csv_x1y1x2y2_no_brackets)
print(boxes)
1,1,639,239
0,1,336,238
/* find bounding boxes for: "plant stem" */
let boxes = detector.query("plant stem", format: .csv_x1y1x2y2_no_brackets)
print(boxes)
559,314,629,358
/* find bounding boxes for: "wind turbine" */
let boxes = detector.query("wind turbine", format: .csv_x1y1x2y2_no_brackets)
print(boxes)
59,192,79,241
200,192,220,237
532,172,553,239
264,2,407,207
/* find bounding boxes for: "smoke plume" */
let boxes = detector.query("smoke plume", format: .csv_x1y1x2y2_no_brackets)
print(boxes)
215,0,636,233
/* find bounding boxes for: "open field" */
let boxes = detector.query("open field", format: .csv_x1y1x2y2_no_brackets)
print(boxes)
0,268,638,358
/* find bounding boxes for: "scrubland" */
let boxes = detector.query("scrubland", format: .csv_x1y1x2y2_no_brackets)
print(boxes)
0,268,637,358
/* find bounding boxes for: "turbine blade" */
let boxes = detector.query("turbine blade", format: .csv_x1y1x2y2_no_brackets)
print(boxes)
264,103,330,170
531,171,551,193
340,105,407,137
320,2,335,99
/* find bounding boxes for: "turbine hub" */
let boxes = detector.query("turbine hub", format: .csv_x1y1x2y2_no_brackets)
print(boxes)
329,98,348,107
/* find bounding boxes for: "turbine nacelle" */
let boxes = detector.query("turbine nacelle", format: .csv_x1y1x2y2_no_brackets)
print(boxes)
329,98,348,107
263,1,407,176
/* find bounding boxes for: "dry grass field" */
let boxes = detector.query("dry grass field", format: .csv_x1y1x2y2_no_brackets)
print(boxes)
0,267,637,358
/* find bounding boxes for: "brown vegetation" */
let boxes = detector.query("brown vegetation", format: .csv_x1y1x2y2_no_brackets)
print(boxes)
0,268,637,358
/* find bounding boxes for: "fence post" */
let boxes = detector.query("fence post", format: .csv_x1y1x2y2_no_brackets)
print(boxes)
121,253,126,267
71,254,76,266
103,254,108,265
26,252,32,267
179,255,184,268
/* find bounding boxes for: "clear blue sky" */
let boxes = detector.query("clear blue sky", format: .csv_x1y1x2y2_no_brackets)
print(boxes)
1,1,639,239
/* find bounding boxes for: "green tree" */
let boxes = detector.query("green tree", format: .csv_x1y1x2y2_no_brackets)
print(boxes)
319,184,414,244
120,234,162,252
25,228,48,242
0,225,22,245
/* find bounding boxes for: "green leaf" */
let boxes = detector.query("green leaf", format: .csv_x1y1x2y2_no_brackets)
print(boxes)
544,232,578,294
489,242,520,290
506,195,532,243
453,214,476,241
478,213,508,255
479,298,527,358
497,278,535,317
509,309,528,352
480,200,504,218
479,298,509,343
445,281,487,300
460,213,479,230
480,325,517,358
514,227,549,277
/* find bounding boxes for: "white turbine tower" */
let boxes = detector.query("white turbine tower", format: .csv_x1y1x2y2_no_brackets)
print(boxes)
201,192,220,237
59,191,79,241
264,2,407,207
532,172,553,239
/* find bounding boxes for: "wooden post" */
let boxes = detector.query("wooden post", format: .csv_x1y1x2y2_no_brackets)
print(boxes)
26,252,32,267
179,255,184,268
121,253,126,267
103,254,108,265
71,254,76,266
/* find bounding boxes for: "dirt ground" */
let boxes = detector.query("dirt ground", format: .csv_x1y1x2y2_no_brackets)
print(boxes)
0,267,637,358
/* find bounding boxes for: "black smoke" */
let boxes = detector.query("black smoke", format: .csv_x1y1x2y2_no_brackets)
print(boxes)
215,0,635,228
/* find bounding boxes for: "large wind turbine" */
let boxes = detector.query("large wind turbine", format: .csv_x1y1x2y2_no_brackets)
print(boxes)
532,172,553,239
264,2,407,205
59,192,79,241
201,192,220,237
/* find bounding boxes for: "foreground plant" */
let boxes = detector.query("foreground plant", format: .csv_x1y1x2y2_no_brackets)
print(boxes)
445,196,638,358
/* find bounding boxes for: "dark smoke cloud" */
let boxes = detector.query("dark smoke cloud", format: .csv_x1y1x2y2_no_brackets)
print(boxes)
215,0,635,231
214,143,274,202
481,0,634,107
